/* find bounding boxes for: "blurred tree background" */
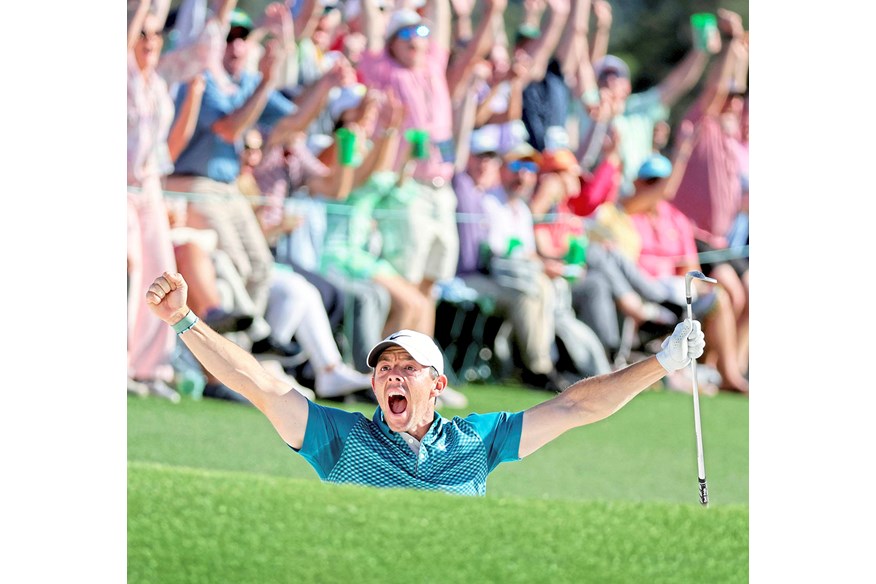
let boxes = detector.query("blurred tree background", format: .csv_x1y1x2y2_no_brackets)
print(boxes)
177,0,748,133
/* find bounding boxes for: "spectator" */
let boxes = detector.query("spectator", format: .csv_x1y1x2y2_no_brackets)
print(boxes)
515,0,572,153
242,124,349,340
573,8,722,196
164,4,348,353
357,0,461,339
283,0,346,135
622,128,748,394
670,9,749,376
453,135,559,389
529,148,678,362
127,0,221,401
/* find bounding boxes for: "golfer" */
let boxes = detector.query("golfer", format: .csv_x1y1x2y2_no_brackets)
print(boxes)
146,271,705,496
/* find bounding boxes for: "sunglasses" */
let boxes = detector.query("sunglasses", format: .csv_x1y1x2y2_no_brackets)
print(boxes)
395,24,430,42
506,160,539,173
139,29,163,40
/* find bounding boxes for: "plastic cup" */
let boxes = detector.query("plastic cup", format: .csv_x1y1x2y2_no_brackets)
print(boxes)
564,235,588,265
405,129,430,160
335,127,357,166
506,237,523,257
690,13,717,51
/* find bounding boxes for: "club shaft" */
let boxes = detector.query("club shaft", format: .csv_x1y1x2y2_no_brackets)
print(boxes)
686,300,709,507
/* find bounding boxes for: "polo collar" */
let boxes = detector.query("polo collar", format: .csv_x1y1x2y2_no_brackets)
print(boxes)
373,406,444,445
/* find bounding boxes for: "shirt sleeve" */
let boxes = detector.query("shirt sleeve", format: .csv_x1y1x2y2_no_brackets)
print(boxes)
257,89,297,129
292,400,362,479
465,411,524,471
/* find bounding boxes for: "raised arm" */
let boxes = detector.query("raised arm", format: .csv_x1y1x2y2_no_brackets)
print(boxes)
555,0,590,84
620,119,696,215
266,59,357,148
167,74,207,161
361,0,387,52
211,41,282,142
655,11,724,109
293,0,321,41
446,0,506,102
425,0,454,54
588,0,611,64
518,319,704,457
695,9,747,118
146,272,310,448
520,0,570,82
128,0,153,51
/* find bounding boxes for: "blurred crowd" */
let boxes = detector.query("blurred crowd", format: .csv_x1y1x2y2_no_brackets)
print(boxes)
127,0,749,405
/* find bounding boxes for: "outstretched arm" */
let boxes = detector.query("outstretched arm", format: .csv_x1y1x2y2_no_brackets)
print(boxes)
655,11,724,109
446,0,506,102
145,272,310,448
128,0,152,51
520,0,570,82
212,41,282,142
518,319,704,457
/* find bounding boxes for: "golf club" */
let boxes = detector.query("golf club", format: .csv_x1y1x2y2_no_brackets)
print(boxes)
685,270,717,507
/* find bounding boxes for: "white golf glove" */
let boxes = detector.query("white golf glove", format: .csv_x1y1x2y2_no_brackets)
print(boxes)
656,319,705,373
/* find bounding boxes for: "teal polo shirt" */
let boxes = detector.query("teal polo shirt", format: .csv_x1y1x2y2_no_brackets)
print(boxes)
292,400,524,496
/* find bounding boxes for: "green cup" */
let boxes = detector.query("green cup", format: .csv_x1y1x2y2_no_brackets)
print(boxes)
506,237,523,257
690,13,717,51
335,127,357,166
405,128,430,160
564,235,588,265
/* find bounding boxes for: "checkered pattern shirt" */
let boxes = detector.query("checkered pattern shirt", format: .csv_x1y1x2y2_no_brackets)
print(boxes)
292,401,523,496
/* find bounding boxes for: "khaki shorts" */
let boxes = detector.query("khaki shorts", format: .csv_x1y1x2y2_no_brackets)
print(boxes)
377,178,459,285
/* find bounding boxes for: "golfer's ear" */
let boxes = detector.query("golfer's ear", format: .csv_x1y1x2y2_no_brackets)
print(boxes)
431,374,447,398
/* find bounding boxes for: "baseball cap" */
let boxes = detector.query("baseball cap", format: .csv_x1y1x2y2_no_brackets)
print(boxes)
469,125,501,156
229,8,254,31
367,330,445,375
385,9,425,40
637,154,673,180
594,54,630,80
327,83,367,122
516,24,541,41
539,148,579,173
502,141,542,164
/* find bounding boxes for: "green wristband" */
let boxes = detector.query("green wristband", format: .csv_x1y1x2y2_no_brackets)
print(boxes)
172,310,199,335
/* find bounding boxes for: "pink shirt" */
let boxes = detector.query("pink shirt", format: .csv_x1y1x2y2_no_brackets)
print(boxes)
127,52,175,187
672,103,742,243
630,201,699,279
358,43,454,182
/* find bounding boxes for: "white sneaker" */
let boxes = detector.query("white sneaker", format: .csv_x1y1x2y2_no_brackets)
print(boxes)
436,386,468,409
316,364,373,398
145,379,181,404
127,378,149,398
261,359,316,400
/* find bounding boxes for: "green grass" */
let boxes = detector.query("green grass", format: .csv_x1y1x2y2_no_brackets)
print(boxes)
128,383,749,583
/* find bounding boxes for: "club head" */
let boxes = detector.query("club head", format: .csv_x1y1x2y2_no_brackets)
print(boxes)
685,270,718,297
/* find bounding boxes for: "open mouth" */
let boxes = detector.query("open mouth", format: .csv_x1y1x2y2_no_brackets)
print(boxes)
388,394,408,415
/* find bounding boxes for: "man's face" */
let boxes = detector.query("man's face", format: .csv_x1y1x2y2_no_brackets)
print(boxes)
134,14,163,72
371,347,444,436
500,158,539,200
466,152,502,188
598,71,631,104
223,26,251,77
388,24,429,68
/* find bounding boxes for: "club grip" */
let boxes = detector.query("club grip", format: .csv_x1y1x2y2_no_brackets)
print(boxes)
698,478,709,506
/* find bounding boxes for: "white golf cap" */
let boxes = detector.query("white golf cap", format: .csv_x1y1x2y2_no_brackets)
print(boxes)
384,9,425,41
327,83,367,122
367,330,445,375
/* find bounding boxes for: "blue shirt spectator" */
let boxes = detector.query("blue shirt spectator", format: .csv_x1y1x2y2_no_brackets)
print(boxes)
172,70,296,183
